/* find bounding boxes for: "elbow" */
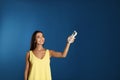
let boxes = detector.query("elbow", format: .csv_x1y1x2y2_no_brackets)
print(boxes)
60,52,67,58
61,54,67,58
62,56,66,58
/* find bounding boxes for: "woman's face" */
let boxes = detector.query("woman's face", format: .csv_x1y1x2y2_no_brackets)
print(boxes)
35,32,45,45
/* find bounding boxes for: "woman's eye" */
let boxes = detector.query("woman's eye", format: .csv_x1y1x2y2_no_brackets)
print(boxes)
37,36,42,38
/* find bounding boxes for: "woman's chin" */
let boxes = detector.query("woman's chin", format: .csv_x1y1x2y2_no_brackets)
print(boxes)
37,43,44,45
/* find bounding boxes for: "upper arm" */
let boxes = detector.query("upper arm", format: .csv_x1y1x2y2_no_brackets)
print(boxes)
25,52,30,70
49,50,63,58
26,52,30,63
24,52,30,80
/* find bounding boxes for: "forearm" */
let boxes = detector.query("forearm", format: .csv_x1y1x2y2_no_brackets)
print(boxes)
24,64,29,80
50,37,74,58
62,42,71,57
24,70,28,80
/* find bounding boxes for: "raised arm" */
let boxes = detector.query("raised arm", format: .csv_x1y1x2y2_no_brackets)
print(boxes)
50,36,75,58
24,52,30,80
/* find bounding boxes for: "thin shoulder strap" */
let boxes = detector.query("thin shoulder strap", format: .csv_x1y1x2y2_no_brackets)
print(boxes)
29,50,32,61
46,49,51,58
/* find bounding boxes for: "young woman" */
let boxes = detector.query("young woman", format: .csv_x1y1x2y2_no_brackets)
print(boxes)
24,30,75,80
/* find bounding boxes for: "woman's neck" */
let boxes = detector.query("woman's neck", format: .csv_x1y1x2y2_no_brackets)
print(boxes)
35,45,44,51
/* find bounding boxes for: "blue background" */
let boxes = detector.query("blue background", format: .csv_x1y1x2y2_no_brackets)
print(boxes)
0,0,120,80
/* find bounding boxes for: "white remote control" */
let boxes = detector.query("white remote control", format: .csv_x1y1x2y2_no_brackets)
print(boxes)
68,30,77,43
71,30,77,38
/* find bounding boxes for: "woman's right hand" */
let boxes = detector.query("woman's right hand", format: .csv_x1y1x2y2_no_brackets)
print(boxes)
67,36,75,44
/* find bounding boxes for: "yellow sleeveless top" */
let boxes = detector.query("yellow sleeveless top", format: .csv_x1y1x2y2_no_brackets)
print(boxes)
28,49,52,80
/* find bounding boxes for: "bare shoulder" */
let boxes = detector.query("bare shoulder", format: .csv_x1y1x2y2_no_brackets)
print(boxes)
26,51,30,58
49,49,59,55
48,50,55,56
49,50,55,53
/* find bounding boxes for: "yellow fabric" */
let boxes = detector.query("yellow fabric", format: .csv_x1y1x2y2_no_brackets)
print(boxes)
28,49,51,80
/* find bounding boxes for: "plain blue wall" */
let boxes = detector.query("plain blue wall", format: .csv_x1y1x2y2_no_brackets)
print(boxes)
0,0,120,80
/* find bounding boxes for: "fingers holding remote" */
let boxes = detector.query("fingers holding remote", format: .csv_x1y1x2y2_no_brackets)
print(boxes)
67,36,75,44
